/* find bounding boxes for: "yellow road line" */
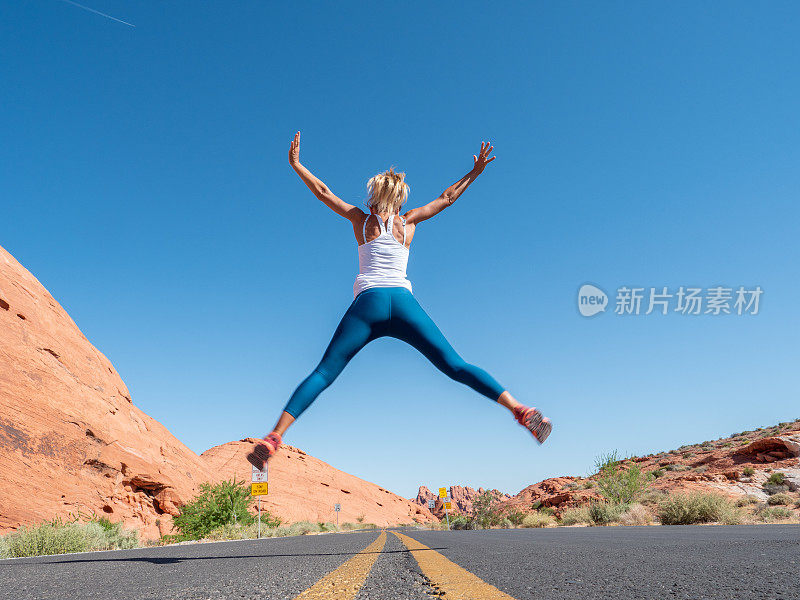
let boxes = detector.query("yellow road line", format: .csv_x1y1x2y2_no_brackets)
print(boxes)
292,531,387,600
393,531,518,600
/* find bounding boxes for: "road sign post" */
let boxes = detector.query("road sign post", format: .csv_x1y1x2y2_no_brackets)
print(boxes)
334,503,341,527
439,487,450,530
251,464,269,538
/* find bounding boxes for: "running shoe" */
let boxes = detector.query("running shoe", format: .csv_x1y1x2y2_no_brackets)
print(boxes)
513,405,552,444
246,432,282,469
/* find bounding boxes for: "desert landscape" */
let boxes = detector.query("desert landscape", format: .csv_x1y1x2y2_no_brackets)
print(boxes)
2,243,798,543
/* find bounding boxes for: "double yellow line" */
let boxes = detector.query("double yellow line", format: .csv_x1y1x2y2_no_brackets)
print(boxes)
292,530,518,600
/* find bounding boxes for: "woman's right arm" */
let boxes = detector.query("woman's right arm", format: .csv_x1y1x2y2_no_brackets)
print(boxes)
404,141,495,225
289,132,363,223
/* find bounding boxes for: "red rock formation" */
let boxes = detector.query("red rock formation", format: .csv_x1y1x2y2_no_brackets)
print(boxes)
414,484,511,518
0,244,217,539
0,245,435,539
415,424,800,516
201,439,436,526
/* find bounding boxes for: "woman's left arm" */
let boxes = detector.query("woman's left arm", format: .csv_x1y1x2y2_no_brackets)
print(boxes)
288,132,363,222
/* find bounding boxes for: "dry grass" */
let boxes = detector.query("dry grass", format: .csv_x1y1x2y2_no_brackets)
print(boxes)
618,504,653,526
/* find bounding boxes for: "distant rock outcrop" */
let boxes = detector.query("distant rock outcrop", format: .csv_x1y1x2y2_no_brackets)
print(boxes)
201,439,435,526
414,423,800,518
414,484,511,518
0,244,216,539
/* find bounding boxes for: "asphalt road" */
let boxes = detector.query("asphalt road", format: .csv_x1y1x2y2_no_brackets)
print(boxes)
1,525,798,600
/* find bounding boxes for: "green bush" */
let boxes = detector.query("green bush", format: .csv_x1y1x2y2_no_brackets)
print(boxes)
446,514,471,530
588,502,626,525
767,493,792,506
736,495,760,507
0,519,138,558
657,493,742,525
172,478,268,540
559,506,591,526
755,505,793,522
504,510,526,526
470,491,503,529
742,466,755,476
650,468,666,479
594,451,651,504
766,473,786,485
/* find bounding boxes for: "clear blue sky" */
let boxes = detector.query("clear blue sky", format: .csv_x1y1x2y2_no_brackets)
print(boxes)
2,2,798,499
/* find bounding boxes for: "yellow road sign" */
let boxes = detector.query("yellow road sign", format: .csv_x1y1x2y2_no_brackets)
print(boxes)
438,487,447,498
444,501,452,510
251,482,269,496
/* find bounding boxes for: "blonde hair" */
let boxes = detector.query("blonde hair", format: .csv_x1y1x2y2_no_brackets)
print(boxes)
365,167,409,214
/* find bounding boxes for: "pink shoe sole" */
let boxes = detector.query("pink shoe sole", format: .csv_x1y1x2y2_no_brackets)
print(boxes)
514,406,553,445
246,432,282,469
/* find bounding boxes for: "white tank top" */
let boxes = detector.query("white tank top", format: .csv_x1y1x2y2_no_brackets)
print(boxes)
353,213,412,298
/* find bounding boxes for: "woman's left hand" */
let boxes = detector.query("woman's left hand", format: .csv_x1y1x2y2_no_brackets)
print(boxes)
472,141,495,174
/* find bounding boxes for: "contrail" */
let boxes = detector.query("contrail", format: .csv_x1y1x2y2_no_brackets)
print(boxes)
59,0,135,28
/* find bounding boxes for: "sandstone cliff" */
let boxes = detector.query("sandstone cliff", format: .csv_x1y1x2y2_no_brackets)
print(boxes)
0,244,216,539
201,438,436,526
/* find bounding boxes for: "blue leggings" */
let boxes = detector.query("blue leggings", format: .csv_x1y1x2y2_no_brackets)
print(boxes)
283,287,506,418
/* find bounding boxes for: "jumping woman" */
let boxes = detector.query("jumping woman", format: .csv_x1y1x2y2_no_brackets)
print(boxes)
247,132,552,469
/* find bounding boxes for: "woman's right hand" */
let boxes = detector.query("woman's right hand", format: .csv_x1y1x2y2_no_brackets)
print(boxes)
472,141,495,175
289,131,301,167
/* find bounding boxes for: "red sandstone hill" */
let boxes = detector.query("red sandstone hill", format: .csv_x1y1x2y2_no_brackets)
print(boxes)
202,439,434,526
413,422,800,518
0,245,433,539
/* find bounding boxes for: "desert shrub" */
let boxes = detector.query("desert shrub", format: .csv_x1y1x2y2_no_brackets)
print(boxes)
650,468,666,479
762,484,790,496
173,478,264,540
694,465,708,473
521,513,555,528
657,493,742,525
742,466,755,476
639,489,669,505
559,506,592,525
582,480,595,489
766,473,786,485
767,493,792,506
755,506,793,522
501,518,513,529
736,495,760,507
666,464,690,472
341,522,377,531
588,502,626,525
504,510,526,526
470,491,503,529
447,514,472,530
0,519,138,558
594,451,651,504
618,504,652,526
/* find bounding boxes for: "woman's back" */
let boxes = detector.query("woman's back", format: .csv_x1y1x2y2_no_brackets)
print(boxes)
354,213,412,298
